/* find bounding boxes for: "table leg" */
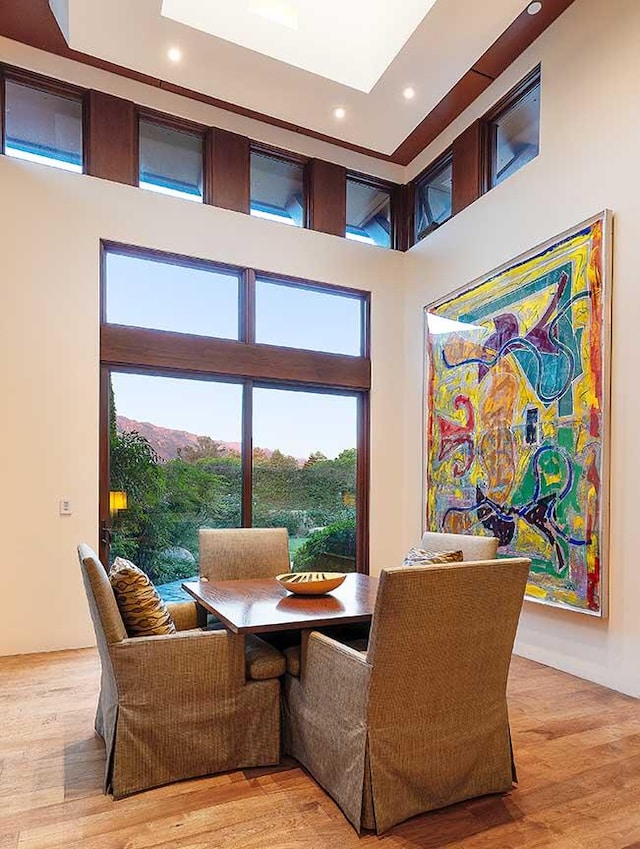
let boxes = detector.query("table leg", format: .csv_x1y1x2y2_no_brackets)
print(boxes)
196,603,208,629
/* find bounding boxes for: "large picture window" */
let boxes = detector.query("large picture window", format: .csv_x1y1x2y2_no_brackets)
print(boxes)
100,244,370,598
252,387,358,572
109,373,243,599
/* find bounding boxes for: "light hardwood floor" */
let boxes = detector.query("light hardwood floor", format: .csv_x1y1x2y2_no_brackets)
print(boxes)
1,650,639,848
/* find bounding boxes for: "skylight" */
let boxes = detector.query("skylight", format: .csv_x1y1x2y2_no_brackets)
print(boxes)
161,0,439,92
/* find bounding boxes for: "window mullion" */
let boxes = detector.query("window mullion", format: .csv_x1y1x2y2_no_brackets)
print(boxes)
99,366,112,567
356,392,370,574
241,380,253,528
0,70,5,156
242,268,256,344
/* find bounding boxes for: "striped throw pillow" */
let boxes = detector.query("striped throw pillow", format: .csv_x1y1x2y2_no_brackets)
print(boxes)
109,557,176,637
403,548,463,567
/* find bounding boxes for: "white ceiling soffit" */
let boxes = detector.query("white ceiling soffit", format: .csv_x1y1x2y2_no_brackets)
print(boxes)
49,0,526,155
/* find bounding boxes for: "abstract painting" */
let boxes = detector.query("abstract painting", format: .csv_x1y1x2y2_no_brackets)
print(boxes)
425,213,611,615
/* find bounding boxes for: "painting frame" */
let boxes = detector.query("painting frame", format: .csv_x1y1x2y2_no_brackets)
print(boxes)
422,211,613,617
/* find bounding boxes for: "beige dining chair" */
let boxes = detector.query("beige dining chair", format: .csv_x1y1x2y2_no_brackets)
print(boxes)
78,544,283,798
199,527,291,581
283,557,530,834
420,529,499,560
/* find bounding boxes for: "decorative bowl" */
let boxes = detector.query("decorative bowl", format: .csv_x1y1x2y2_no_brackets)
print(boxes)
276,572,346,596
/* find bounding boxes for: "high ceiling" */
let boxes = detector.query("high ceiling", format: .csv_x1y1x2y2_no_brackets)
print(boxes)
0,1,575,164
47,0,528,155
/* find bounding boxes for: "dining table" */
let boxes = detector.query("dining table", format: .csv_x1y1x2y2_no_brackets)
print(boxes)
182,572,379,635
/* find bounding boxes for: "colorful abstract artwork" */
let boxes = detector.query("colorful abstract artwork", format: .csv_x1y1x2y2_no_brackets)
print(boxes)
425,214,611,615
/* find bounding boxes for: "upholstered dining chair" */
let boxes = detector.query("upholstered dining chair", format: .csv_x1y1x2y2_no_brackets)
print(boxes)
78,544,283,799
420,529,500,561
283,557,530,834
199,527,291,581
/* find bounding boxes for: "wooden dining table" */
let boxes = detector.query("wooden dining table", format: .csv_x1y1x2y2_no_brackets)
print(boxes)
182,573,379,635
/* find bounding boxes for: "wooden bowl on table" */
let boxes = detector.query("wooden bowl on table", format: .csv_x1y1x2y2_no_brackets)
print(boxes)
276,572,346,596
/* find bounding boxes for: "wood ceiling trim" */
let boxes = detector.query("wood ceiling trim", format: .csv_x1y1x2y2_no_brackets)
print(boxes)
0,0,576,168
474,0,577,79
392,71,491,166
391,0,577,165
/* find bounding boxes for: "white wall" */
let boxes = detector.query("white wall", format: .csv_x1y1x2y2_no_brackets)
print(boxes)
0,155,406,656
403,0,640,696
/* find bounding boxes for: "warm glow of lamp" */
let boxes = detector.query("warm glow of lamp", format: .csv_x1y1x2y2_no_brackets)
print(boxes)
110,491,128,514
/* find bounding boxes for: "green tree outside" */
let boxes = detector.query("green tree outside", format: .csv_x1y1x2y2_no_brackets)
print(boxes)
109,381,357,589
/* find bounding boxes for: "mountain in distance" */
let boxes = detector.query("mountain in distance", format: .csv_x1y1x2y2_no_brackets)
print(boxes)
116,416,241,462
116,416,305,465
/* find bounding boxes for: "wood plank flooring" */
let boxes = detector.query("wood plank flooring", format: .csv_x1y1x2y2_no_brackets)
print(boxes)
1,650,639,848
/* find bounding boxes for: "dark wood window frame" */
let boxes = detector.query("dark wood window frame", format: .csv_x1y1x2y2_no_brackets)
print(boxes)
99,240,371,574
0,65,4,155
345,171,396,250
137,107,207,138
1,65,86,101
482,64,541,192
0,65,85,163
250,140,309,168
413,148,453,242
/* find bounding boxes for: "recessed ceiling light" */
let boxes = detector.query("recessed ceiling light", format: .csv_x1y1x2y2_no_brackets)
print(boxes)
403,87,416,100
333,107,346,120
168,47,182,63
527,2,543,14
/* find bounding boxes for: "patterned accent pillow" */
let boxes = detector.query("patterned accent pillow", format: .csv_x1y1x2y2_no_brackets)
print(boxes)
109,557,176,637
403,548,463,567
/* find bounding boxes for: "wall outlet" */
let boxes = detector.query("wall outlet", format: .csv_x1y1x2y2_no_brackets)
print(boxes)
59,497,72,516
